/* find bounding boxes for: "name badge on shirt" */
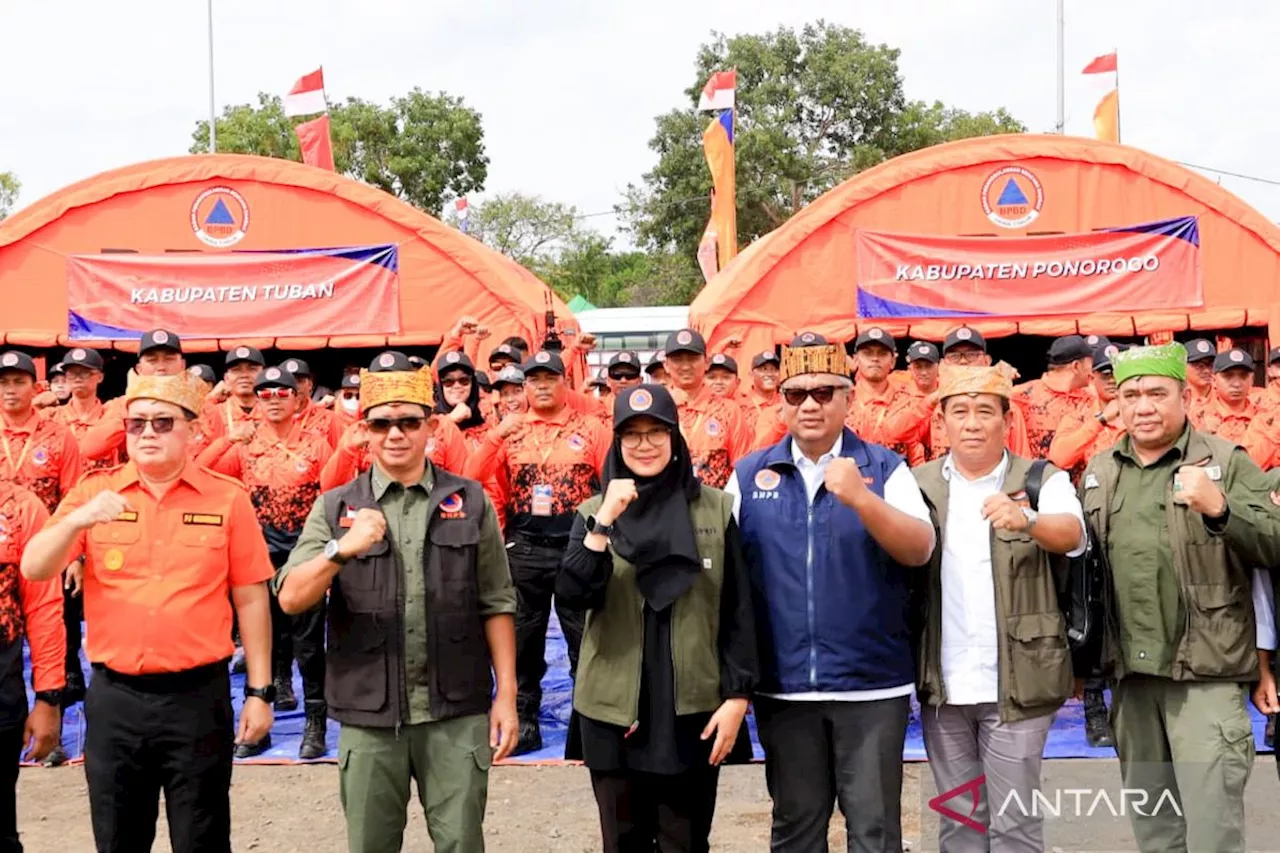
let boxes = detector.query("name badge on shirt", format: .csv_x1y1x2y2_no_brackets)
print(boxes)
531,484,554,517
1084,474,1100,490
182,513,223,526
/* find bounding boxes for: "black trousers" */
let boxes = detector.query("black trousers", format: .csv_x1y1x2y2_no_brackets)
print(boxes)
269,552,326,707
590,767,720,853
509,534,584,724
84,663,234,853
63,587,83,684
0,725,23,853
754,694,909,853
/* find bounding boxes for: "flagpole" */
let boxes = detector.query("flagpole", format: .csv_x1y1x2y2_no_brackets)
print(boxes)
206,0,217,152
1113,48,1122,144
1055,0,1065,133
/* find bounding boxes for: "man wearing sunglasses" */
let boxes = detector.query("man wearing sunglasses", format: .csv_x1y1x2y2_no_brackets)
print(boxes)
465,349,610,755
724,333,936,853
276,362,517,853
23,370,276,853
199,367,334,760
334,373,362,431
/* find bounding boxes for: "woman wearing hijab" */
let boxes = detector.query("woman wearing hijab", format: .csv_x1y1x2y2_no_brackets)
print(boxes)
558,384,759,853
434,349,490,450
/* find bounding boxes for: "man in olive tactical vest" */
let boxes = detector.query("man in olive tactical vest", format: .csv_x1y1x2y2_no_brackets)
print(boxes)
913,362,1086,852
1083,342,1280,853
276,356,517,853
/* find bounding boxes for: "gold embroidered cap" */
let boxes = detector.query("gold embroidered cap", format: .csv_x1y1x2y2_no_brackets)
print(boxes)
358,368,435,415
937,361,1018,401
124,371,208,417
780,332,847,382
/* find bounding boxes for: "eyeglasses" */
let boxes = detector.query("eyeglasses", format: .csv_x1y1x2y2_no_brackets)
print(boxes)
123,417,177,435
441,376,472,388
781,386,839,406
365,416,426,434
619,427,672,449
944,351,984,365
256,387,295,400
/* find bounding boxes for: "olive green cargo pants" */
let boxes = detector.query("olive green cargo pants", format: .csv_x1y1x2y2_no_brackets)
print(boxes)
338,714,492,853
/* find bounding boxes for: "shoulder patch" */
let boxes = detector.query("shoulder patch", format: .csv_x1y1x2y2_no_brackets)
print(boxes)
1084,473,1099,489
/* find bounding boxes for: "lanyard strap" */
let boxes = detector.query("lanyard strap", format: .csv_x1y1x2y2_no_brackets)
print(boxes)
0,432,32,474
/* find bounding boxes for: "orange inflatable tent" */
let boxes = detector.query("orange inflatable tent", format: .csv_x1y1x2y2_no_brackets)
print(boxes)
0,154,577,356
690,134,1280,358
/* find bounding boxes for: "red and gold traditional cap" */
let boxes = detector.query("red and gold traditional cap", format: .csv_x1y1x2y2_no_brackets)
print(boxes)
780,341,847,382
937,361,1018,401
358,368,435,415
124,371,208,417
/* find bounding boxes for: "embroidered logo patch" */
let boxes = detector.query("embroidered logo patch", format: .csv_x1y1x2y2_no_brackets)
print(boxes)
754,469,780,490
446,352,460,364
31,448,48,467
676,331,693,346
71,349,87,361
535,352,551,364
439,493,465,517
378,353,396,368
0,355,16,368
568,434,585,452
629,389,653,412
152,330,170,345
285,360,299,373
265,367,281,381
706,419,721,437
957,328,973,341
800,332,816,344
103,549,125,572
235,347,250,359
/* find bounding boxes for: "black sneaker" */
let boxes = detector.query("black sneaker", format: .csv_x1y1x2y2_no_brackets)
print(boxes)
299,711,328,760
273,676,297,712
234,734,272,760
42,745,67,767
1084,689,1115,749
513,721,542,756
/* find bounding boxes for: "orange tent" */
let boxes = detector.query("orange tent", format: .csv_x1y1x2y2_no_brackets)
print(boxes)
0,155,577,356
690,134,1280,358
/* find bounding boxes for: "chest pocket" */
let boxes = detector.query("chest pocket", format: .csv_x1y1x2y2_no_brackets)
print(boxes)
89,522,143,574
175,525,228,551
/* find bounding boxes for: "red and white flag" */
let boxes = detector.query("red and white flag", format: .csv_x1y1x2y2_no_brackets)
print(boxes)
285,68,328,117
451,197,469,220
1081,52,1118,75
697,70,736,111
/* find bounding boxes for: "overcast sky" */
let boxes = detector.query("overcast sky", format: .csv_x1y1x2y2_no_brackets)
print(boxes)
3,0,1278,236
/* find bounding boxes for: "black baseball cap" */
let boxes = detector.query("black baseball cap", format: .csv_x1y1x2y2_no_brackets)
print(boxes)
942,327,986,353
790,331,828,347
0,352,36,379
663,329,707,357
407,355,427,370
1185,339,1217,363
254,366,298,391
1092,343,1126,373
522,350,565,376
492,366,525,388
607,351,642,375
708,353,738,373
1083,334,1112,349
751,350,780,369
1046,335,1092,366
369,351,414,373
49,362,66,377
340,373,362,391
614,384,678,431
644,352,666,375
488,344,520,368
475,371,492,390
1269,347,1280,365
280,358,312,377
189,364,217,384
437,350,476,374
587,368,609,388
1214,349,1255,373
139,329,182,355
906,341,939,364
225,346,266,368
62,347,105,371
854,327,896,352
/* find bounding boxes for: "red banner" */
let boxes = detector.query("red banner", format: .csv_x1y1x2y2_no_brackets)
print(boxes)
66,244,400,339
855,216,1202,319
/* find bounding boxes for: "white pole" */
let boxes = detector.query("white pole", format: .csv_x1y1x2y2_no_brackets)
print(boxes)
207,0,217,152
1055,0,1065,133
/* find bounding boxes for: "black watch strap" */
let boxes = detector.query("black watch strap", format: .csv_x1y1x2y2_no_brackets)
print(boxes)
244,684,277,704
34,690,62,707
587,515,614,536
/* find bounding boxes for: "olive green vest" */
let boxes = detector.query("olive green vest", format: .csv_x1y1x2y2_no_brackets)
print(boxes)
573,486,734,727
914,455,1073,723
1082,429,1257,682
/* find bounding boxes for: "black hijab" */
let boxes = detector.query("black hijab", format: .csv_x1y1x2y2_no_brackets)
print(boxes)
434,356,486,430
604,385,703,612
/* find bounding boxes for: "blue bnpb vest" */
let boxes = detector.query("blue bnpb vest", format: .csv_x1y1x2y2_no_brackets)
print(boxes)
737,428,915,694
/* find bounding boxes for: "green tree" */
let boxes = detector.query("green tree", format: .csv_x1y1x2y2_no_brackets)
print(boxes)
0,172,19,221
191,89,488,216
624,21,1026,259
466,192,579,266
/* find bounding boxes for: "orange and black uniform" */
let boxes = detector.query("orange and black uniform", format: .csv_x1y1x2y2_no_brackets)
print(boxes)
846,382,926,466
1048,411,1126,474
1010,379,1096,479
465,402,609,741
50,398,119,473
52,461,274,852
0,482,66,849
673,386,751,488
0,411,80,516
293,399,341,450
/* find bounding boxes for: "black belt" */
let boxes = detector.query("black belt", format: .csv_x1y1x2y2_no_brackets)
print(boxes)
93,659,230,694
513,531,570,548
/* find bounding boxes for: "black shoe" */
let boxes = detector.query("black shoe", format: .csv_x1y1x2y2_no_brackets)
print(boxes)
42,745,67,767
299,709,328,760
273,676,297,712
1267,714,1276,749
1084,690,1114,749
234,734,271,759
513,721,542,756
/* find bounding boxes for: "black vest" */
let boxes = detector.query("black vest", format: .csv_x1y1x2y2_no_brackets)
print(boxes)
321,467,492,728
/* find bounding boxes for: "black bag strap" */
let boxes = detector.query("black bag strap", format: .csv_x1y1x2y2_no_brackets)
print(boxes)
1023,459,1050,512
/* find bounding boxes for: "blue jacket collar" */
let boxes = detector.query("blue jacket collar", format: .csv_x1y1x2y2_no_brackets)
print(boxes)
762,427,871,472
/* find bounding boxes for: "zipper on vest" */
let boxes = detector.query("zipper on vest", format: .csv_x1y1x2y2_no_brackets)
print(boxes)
806,504,817,688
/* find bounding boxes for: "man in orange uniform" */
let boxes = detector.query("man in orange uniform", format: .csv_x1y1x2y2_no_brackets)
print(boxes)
198,366,333,761
1011,335,1096,467
281,358,340,449
843,328,925,466
322,352,468,489
1242,348,1280,469
50,348,115,472
1196,348,1259,444
0,480,66,848
22,370,275,853
903,342,940,397
661,329,751,488
207,346,264,441
1183,338,1217,424
333,373,362,433
645,351,669,387
0,352,81,515
464,349,609,755
81,329,218,464
1049,343,1128,475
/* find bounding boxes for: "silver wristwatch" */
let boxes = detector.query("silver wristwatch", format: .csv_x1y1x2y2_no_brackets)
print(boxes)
324,539,350,565
1020,507,1039,532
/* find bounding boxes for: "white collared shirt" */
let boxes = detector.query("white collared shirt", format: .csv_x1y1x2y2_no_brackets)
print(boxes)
938,453,1086,705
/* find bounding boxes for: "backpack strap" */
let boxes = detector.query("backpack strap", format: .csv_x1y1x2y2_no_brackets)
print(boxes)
1023,459,1050,512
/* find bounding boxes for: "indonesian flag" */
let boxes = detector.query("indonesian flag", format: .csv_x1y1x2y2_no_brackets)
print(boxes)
1081,52,1118,75
697,70,736,111
285,68,328,117
451,197,469,220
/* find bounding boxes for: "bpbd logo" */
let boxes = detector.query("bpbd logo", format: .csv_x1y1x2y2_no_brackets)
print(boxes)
191,187,250,247
981,166,1044,229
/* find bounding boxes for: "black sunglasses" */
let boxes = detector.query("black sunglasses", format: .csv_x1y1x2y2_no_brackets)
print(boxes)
781,386,839,406
365,416,426,434
123,416,178,435
441,376,472,388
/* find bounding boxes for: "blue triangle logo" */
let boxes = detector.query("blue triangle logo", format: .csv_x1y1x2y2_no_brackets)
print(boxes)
995,178,1029,207
204,198,236,225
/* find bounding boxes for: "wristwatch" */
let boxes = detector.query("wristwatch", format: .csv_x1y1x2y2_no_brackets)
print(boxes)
1020,507,1039,532
34,690,62,707
1095,411,1109,426
244,684,277,704
324,539,350,565
585,515,615,537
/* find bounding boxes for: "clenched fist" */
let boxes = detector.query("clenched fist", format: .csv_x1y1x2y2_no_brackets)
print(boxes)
448,403,472,424
496,412,525,439
341,421,371,453
824,457,869,510
338,509,388,559
228,421,256,444
68,491,132,531
1173,465,1227,517
982,492,1030,532
598,479,639,525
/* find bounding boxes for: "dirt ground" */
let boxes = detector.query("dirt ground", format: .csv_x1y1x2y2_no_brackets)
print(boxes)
15,758,1280,852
